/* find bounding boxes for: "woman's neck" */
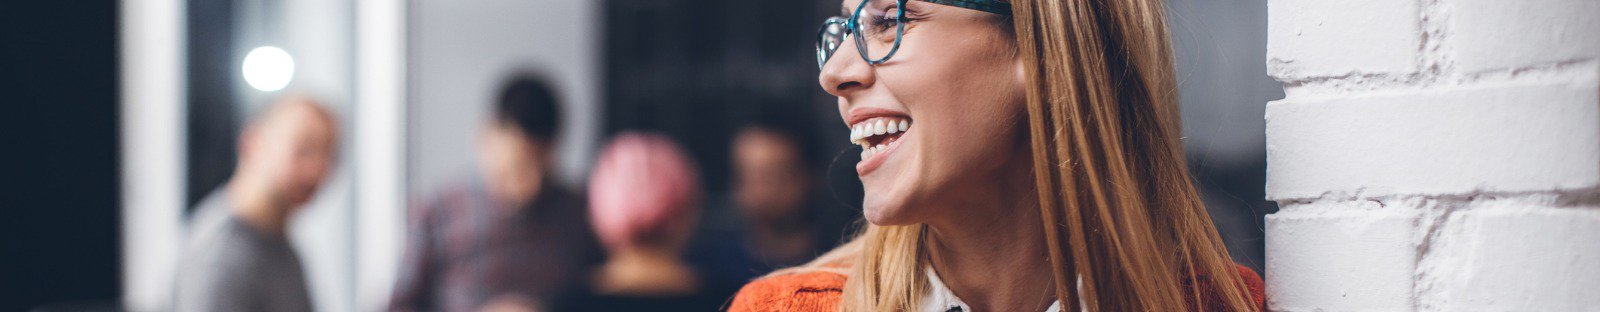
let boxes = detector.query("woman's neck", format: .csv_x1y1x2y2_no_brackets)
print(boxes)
924,181,1056,312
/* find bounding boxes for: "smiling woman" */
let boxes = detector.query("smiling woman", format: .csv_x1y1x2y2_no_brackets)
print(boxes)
729,0,1266,311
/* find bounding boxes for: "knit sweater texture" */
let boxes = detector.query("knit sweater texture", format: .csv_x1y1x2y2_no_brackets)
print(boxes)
729,264,1266,311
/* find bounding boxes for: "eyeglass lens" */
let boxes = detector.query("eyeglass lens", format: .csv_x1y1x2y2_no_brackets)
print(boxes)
817,0,904,69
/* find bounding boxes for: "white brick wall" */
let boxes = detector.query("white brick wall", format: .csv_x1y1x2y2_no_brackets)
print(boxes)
1419,199,1600,311
1263,0,1600,311
1266,81,1600,200
1267,0,1422,79
1450,0,1600,74
1266,201,1419,311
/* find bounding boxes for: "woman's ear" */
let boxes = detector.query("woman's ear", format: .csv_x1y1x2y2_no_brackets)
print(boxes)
1013,53,1029,94
1014,59,1025,85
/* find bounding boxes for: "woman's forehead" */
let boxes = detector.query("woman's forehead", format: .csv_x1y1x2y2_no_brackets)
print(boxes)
840,0,894,15
842,0,951,17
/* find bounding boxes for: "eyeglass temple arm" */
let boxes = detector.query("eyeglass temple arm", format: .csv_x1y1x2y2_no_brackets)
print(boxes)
922,0,1011,16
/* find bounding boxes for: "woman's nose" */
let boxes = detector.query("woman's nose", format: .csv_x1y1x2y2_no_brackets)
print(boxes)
818,40,875,97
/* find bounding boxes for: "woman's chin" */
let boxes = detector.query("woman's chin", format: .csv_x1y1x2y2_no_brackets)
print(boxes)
861,195,918,226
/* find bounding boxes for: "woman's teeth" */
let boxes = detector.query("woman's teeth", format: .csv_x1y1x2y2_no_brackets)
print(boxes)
849,117,911,160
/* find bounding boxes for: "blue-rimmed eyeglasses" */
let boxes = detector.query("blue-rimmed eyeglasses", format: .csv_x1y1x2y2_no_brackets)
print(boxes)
816,0,1012,70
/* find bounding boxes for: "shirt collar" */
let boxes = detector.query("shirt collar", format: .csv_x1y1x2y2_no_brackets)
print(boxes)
921,267,1066,312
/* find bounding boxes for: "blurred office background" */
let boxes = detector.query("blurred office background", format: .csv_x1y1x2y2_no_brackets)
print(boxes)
1,0,1279,310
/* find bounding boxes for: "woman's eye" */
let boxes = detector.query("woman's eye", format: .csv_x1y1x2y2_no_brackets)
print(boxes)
874,15,899,29
868,9,901,33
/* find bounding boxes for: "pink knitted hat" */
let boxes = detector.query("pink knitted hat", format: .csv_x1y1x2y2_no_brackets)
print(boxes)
587,132,702,248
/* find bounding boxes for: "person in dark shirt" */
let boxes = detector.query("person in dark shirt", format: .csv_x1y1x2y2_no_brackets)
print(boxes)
175,96,338,312
688,112,844,295
389,75,602,312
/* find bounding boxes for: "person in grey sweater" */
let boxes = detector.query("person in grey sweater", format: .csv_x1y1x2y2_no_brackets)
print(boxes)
174,95,339,312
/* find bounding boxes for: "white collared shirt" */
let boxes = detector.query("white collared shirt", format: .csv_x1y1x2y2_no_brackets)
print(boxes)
920,267,1069,312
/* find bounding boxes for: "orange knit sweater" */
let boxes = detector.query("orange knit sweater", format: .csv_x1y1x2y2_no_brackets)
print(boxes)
728,264,1266,312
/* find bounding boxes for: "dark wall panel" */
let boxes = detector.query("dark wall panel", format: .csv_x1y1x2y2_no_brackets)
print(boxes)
0,1,123,311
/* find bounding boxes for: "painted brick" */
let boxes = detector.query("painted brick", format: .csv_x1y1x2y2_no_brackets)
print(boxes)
1423,204,1600,311
1265,79,1600,201
1266,202,1419,311
1450,0,1600,73
1267,0,1422,80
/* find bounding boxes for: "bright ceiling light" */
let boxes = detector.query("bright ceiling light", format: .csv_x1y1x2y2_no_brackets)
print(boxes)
242,46,294,92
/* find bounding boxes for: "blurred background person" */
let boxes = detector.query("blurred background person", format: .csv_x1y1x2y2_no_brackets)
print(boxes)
173,95,339,312
690,111,836,287
553,132,723,311
388,75,602,312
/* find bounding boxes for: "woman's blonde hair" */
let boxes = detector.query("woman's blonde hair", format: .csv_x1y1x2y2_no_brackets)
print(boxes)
778,0,1259,311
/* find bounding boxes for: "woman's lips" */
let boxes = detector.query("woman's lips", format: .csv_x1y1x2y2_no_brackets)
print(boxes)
855,132,905,175
849,116,911,175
